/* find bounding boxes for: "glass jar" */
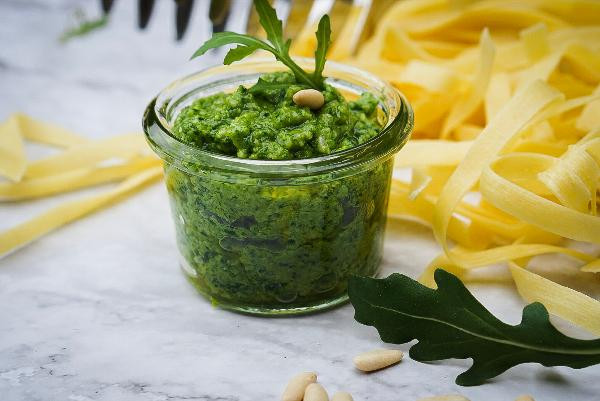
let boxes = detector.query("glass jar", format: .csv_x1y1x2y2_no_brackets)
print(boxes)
143,59,413,315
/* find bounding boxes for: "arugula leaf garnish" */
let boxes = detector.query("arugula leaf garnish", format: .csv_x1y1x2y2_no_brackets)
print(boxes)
313,14,331,85
254,0,284,48
191,0,330,90
348,269,600,386
248,77,308,94
223,44,262,65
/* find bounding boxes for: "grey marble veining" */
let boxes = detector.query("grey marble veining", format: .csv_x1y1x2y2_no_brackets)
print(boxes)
1,1,600,400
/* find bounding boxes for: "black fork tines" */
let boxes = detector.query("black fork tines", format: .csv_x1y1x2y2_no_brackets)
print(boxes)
101,0,114,14
175,0,195,40
209,0,231,33
138,0,156,29
99,0,200,40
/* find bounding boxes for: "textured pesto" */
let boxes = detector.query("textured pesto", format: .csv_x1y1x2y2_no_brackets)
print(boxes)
164,72,392,311
172,72,381,160
167,159,392,308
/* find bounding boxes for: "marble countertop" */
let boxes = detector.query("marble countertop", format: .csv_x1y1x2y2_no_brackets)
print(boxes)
1,1,599,400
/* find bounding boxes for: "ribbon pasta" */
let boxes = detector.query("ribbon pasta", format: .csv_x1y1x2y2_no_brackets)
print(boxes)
0,114,161,257
329,0,600,333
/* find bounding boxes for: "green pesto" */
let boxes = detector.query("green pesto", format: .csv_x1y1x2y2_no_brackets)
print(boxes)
172,72,381,160
166,72,391,312
166,160,392,309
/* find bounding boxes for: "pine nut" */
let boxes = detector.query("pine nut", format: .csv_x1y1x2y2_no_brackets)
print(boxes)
281,372,317,401
353,349,403,372
293,89,325,109
304,382,329,401
515,396,535,401
331,391,354,401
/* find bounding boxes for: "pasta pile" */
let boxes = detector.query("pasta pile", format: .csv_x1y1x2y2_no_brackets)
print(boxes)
333,0,600,333
0,114,162,256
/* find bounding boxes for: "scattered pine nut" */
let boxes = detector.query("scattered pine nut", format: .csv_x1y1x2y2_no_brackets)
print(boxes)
515,396,535,401
304,383,329,401
293,89,325,109
281,372,317,401
331,391,354,401
353,349,403,372
418,396,471,401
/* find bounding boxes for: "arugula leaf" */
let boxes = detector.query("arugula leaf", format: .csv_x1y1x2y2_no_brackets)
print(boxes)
313,15,331,84
248,77,307,94
348,269,600,386
191,0,326,90
191,32,270,59
224,45,261,65
254,0,284,49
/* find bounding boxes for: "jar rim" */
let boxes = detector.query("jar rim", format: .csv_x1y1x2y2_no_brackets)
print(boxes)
143,58,413,178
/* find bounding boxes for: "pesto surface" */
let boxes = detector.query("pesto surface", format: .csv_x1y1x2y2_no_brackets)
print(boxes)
172,72,382,160
165,72,391,312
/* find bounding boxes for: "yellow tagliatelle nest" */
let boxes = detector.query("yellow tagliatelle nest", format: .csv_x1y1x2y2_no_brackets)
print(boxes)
0,114,162,256
321,0,600,333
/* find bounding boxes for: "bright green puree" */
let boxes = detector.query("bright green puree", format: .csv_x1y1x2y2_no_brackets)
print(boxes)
172,72,381,160
166,72,391,310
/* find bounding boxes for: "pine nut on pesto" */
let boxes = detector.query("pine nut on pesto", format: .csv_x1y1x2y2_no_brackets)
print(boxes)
143,60,413,315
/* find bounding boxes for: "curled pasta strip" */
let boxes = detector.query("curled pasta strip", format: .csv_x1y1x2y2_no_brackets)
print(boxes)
538,134,600,214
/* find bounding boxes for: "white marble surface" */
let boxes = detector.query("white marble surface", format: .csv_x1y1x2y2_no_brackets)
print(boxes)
1,1,600,400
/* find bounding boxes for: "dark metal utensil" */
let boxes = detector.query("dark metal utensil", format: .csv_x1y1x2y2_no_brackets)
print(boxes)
175,0,195,40
100,0,194,40
138,0,155,29
101,0,114,14
98,0,375,49
209,0,231,34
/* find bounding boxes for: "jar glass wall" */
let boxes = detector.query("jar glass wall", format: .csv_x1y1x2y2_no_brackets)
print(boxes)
143,59,413,315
